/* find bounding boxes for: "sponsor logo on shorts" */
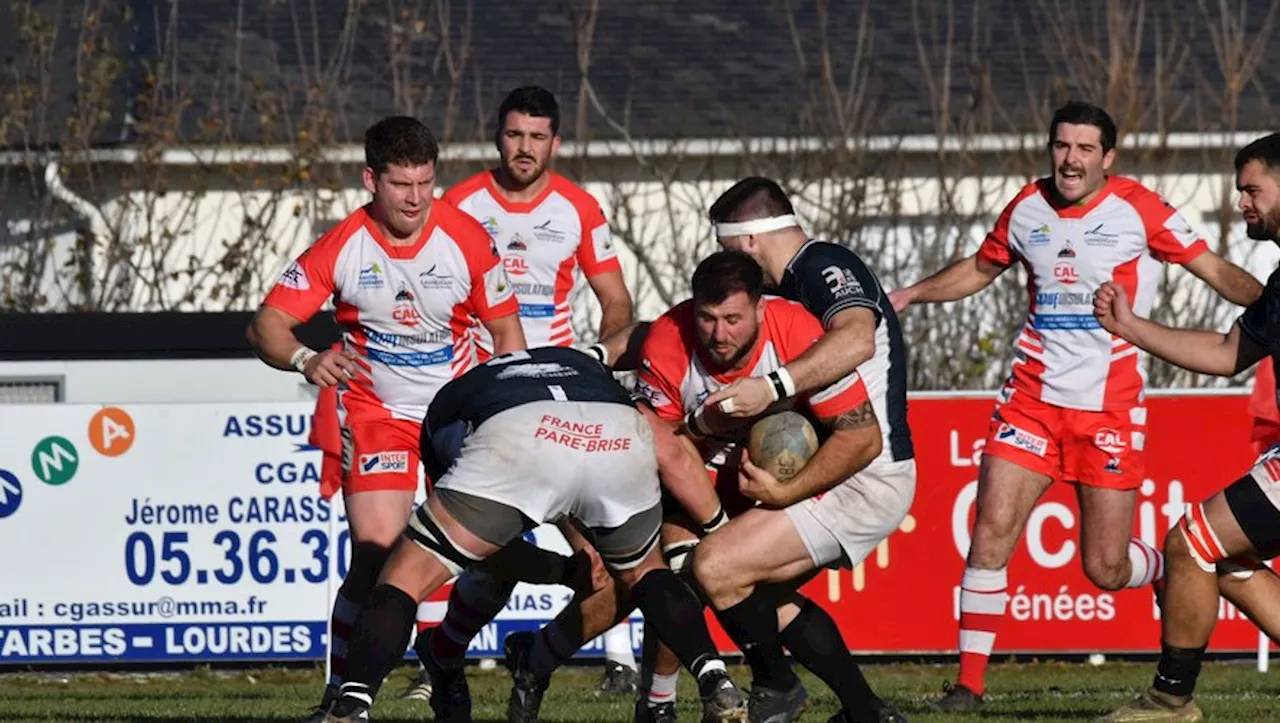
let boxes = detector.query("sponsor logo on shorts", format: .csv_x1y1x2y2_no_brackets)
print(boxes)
533,415,633,453
1093,427,1127,455
358,451,409,475
994,422,1048,458
1104,456,1123,475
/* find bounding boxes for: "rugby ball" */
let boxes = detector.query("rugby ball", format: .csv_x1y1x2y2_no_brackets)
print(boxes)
748,411,819,482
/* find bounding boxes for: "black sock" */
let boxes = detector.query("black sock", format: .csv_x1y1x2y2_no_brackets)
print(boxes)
713,587,798,692
631,568,726,681
418,569,515,667
1152,643,1206,698
339,583,418,704
781,598,882,718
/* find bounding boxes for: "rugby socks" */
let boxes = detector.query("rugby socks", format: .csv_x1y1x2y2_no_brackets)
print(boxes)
1152,643,1206,698
604,623,637,669
531,615,584,679
956,566,1008,696
632,569,728,682
1127,538,1165,588
781,598,883,719
327,592,361,687
339,584,418,705
713,587,799,692
648,671,680,707
426,570,516,668
414,578,451,635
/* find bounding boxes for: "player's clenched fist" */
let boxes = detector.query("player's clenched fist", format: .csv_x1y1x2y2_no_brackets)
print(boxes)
1093,281,1135,337
304,348,370,388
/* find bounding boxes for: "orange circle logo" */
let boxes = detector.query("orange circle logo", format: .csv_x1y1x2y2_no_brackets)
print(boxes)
89,407,136,457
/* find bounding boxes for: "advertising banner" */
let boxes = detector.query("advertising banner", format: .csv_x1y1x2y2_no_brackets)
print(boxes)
0,393,1266,664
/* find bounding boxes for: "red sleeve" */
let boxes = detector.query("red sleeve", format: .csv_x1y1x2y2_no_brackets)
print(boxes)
1122,181,1210,264
262,230,345,322
975,186,1034,268
448,208,519,322
563,182,622,277
635,305,693,421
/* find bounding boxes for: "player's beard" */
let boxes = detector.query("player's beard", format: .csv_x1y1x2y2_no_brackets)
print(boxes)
1245,205,1280,242
706,327,760,371
505,154,546,187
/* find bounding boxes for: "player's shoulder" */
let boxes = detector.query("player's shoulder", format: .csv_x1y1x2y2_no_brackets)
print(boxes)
440,170,493,206
763,291,822,333
548,172,606,218
307,206,372,257
1005,178,1051,211
433,199,498,250
761,294,816,323
792,239,873,275
1107,175,1171,212
649,299,695,339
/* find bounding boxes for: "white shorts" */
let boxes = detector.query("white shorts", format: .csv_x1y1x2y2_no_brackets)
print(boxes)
785,458,916,569
437,400,661,530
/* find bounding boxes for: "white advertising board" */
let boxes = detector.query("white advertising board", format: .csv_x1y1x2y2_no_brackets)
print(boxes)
0,403,637,664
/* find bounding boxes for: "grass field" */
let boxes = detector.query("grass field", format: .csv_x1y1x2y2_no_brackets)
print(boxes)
1,660,1277,722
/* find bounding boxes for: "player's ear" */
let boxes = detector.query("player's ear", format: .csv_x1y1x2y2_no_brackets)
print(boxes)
754,295,765,323
1102,147,1116,171
550,134,561,158
362,167,378,196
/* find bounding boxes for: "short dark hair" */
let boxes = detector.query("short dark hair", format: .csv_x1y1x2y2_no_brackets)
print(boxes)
708,177,795,225
497,86,560,136
365,116,439,175
1049,101,1118,153
1235,133,1280,174
691,250,765,305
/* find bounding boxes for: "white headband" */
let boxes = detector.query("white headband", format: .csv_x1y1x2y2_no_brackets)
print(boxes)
713,214,799,238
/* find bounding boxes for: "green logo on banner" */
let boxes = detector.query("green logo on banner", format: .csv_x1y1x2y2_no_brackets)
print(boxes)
32,436,79,486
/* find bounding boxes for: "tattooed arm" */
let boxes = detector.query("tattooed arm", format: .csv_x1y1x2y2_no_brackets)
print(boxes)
740,399,883,508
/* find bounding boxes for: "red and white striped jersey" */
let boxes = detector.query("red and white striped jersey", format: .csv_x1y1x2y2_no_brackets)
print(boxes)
443,171,621,356
978,176,1209,412
263,203,518,424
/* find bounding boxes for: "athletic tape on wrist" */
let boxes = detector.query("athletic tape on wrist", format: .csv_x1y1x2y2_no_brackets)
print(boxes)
290,347,317,374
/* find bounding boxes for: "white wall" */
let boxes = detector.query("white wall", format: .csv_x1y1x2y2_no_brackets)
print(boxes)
0,359,315,404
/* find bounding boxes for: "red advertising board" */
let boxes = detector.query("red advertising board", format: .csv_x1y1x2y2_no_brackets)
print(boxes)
707,392,1267,654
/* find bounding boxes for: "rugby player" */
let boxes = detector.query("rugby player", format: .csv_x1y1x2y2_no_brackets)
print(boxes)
1093,133,1280,723
320,346,749,723
403,85,639,708
247,116,526,719
889,102,1263,710
692,179,915,723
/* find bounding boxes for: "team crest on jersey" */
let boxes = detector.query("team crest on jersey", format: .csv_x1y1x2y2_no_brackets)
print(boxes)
393,284,421,327
278,261,309,290
1028,224,1052,246
359,263,385,289
507,234,529,251
1057,241,1076,258
533,219,566,243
